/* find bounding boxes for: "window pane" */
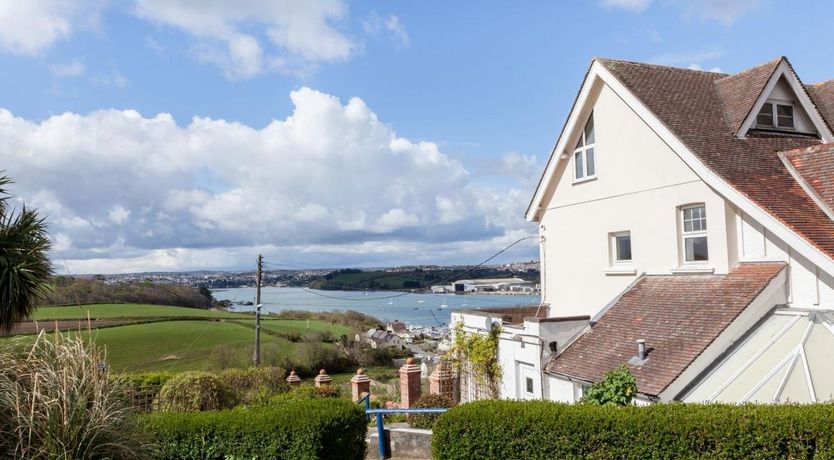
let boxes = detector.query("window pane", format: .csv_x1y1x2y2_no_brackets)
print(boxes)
757,102,774,127
777,104,794,128
575,152,584,179
526,377,534,394
584,115,595,145
616,235,632,261
586,148,595,176
683,206,706,232
685,236,709,262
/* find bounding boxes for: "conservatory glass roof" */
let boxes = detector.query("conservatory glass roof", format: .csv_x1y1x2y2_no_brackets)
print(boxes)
683,309,834,403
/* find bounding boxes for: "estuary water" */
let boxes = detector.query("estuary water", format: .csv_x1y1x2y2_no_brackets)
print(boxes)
212,287,541,326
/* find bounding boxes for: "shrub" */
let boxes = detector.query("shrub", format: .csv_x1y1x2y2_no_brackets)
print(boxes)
0,332,148,458
157,371,236,412
409,394,454,429
219,367,288,405
581,364,636,406
140,398,367,459
269,384,343,404
279,342,355,377
209,344,243,370
433,400,834,459
114,371,175,412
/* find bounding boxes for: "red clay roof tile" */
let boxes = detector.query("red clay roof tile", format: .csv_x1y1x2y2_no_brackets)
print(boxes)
546,262,787,397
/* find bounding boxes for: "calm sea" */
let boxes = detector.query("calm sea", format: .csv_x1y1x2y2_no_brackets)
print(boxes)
212,287,541,327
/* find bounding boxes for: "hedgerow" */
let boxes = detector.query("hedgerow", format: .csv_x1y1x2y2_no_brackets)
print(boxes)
140,398,366,459
433,400,834,459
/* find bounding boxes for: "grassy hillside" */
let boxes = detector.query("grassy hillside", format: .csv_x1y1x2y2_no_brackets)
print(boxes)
308,267,540,291
32,303,247,320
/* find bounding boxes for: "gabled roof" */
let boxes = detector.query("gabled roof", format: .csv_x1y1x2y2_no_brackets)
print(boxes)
715,57,781,134
545,262,787,397
597,58,834,263
528,57,834,271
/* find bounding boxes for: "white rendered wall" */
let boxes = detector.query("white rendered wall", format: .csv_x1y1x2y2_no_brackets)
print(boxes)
736,210,834,309
537,82,731,318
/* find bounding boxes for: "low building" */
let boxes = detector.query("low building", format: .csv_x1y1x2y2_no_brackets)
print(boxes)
452,277,533,293
360,327,405,350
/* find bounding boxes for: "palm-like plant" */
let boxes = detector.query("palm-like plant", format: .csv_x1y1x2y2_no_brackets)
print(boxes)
0,173,52,332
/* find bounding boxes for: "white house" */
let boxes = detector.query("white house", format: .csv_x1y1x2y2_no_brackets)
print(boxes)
455,56,834,404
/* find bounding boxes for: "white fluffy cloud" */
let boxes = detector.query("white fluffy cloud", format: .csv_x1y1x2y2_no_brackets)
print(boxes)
1,87,536,272
0,0,104,55
134,0,354,78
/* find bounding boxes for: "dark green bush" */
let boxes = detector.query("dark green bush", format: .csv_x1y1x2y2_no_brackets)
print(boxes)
219,366,288,405
140,398,367,459
433,400,834,459
409,394,454,429
157,371,236,412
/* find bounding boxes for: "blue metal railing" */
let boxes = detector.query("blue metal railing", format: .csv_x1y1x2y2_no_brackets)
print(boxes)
357,395,449,459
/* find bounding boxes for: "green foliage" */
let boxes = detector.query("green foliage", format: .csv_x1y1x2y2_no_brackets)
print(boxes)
269,384,343,404
42,277,214,309
157,371,236,412
0,331,148,458
277,342,355,377
140,398,366,459
408,394,455,429
0,173,53,332
581,364,637,406
219,367,289,405
447,321,502,398
114,371,176,412
433,400,834,459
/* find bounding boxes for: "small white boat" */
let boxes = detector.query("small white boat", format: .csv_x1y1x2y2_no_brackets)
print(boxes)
417,300,424,303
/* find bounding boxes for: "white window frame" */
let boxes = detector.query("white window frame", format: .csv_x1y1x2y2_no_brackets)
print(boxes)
680,204,709,265
756,99,796,130
610,231,632,265
572,114,596,183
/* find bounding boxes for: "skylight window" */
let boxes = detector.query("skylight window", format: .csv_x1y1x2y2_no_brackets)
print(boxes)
756,101,795,130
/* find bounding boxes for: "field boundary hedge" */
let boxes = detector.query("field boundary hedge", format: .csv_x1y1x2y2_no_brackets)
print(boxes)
140,398,366,459
433,400,834,459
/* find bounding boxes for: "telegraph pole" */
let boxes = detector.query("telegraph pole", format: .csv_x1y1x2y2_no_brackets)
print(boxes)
253,254,263,367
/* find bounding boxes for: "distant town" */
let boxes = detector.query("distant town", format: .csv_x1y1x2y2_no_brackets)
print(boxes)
89,260,542,291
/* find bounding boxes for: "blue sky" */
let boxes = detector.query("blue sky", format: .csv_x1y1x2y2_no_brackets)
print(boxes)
1,0,831,273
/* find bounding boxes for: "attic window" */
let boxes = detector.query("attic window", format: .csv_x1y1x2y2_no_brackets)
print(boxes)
756,101,795,130
573,114,596,182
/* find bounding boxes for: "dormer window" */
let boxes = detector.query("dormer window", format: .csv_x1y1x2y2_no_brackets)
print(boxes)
756,101,795,130
573,114,596,182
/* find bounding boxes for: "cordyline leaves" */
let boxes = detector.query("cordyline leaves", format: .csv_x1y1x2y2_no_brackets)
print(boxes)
0,172,53,332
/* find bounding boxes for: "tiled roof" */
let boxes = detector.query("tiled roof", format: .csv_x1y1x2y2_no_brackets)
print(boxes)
715,58,780,134
782,143,834,215
546,262,787,397
808,80,834,128
597,58,834,262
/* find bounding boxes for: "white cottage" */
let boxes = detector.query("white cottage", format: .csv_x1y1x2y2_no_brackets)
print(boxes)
455,56,834,404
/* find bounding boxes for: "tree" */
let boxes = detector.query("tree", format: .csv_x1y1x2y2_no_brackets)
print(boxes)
0,173,52,332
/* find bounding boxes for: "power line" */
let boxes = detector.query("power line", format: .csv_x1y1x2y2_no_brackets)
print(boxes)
294,236,537,302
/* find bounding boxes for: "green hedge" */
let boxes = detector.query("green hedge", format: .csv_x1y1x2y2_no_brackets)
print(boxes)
140,398,366,459
433,400,834,459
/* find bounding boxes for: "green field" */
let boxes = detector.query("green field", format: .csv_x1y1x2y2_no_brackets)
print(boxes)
32,303,248,320
9,304,360,373
256,319,351,338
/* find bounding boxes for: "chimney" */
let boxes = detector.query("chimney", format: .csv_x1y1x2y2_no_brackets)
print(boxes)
637,339,647,361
